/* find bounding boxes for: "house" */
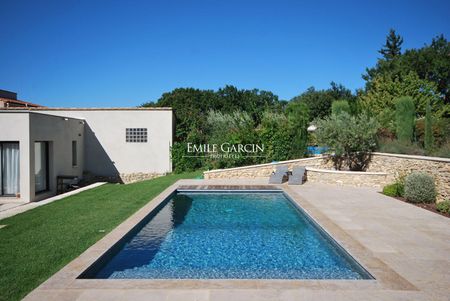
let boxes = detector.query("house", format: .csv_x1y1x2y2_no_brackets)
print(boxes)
0,89,42,108
0,107,173,203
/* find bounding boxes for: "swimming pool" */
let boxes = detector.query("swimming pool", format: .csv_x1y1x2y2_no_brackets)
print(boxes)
81,190,372,280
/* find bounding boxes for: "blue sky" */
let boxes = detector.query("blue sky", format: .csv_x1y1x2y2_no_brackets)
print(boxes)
1,0,449,107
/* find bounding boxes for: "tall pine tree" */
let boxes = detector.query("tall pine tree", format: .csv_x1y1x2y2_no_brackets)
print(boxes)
379,29,403,60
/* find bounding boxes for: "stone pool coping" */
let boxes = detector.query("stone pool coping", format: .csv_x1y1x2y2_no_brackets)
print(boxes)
23,179,423,300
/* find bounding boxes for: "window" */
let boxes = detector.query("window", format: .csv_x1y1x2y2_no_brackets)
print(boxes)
126,128,147,143
35,142,49,193
0,142,20,196
72,141,77,166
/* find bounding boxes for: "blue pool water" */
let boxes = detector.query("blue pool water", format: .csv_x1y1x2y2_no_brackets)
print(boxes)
86,191,372,279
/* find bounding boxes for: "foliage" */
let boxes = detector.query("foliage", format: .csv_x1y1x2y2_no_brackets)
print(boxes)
360,71,441,117
315,112,379,171
171,142,203,173
382,173,405,197
258,112,293,162
290,82,356,121
377,108,396,134
395,96,415,144
364,34,450,106
0,171,202,301
416,117,447,147
424,100,434,151
142,86,281,141
383,183,403,197
205,110,257,169
378,29,403,61
331,100,351,115
428,141,450,158
378,138,425,156
436,200,450,214
286,101,309,158
404,172,436,203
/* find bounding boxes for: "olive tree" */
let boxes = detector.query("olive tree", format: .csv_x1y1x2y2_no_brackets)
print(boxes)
315,112,379,171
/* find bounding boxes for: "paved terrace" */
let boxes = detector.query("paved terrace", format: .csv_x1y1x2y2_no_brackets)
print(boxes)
24,179,450,301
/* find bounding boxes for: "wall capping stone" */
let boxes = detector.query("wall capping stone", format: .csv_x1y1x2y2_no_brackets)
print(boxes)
204,156,327,174
306,167,388,175
372,152,450,163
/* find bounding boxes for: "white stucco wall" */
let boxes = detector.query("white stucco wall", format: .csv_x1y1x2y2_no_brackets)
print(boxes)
37,109,173,177
29,113,84,201
0,112,84,202
0,112,30,202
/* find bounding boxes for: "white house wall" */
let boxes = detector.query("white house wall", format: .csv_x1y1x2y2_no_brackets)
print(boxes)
37,109,173,181
0,112,31,202
29,113,84,202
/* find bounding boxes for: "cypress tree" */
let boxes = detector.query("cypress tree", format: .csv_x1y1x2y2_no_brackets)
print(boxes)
424,100,433,151
395,96,415,144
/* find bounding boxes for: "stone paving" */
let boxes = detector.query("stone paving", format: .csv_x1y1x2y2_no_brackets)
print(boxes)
23,179,450,301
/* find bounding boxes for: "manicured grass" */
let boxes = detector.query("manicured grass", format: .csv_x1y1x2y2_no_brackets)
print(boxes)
0,171,201,301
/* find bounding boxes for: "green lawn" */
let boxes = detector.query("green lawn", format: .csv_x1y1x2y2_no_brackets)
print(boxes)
0,171,201,301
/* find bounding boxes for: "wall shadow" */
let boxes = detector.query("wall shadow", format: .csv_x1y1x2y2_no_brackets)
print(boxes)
83,123,122,183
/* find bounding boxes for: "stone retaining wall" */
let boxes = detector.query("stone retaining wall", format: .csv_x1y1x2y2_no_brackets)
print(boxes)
203,153,450,201
203,157,332,179
120,173,163,184
367,153,450,202
306,168,389,188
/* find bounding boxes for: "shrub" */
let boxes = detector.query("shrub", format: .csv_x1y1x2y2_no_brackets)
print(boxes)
383,183,399,197
377,108,396,135
382,182,404,197
258,112,293,162
436,200,450,214
315,112,379,171
331,100,351,116
428,141,450,158
424,100,434,151
378,138,425,156
171,142,203,173
395,96,415,144
404,172,436,203
286,101,309,158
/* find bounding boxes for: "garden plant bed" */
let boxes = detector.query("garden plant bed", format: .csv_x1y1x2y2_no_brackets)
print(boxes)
389,196,450,218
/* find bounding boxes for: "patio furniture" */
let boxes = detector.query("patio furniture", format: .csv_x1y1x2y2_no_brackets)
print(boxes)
269,165,288,184
288,166,306,185
56,175,79,194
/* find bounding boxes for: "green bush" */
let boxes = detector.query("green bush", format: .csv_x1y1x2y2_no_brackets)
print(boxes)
286,101,309,158
383,183,398,197
395,96,415,144
331,100,351,116
258,112,293,162
436,200,450,214
424,100,434,151
404,172,436,203
378,138,425,156
382,182,404,197
171,142,203,173
315,112,379,171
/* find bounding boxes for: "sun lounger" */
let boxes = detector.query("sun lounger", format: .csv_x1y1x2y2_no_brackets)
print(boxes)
269,165,288,184
288,166,306,185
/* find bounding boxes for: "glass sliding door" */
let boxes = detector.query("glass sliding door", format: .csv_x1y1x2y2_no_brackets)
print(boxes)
0,142,20,196
34,142,49,193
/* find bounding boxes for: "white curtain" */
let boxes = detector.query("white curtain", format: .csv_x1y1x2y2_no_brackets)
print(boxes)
2,143,20,195
34,142,47,192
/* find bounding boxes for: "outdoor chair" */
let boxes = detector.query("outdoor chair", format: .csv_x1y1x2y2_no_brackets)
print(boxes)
269,165,289,184
288,166,306,185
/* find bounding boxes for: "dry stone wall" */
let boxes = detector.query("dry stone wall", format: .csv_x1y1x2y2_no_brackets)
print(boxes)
203,153,450,202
